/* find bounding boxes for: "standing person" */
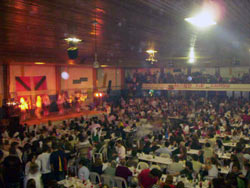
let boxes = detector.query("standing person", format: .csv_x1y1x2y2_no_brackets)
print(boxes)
3,147,22,188
37,145,51,186
24,163,43,188
50,143,67,181
138,168,162,188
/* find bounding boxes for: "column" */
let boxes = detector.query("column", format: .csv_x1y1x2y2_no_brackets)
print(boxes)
55,66,61,93
120,68,125,89
3,64,10,100
92,68,97,91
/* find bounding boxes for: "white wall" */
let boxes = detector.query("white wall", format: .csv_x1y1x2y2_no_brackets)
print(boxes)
9,65,56,98
60,66,93,94
97,68,121,90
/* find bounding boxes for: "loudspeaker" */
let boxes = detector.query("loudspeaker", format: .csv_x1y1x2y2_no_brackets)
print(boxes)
107,80,112,94
67,47,78,59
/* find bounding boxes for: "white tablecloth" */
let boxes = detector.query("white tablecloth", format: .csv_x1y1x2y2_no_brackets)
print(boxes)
138,154,173,165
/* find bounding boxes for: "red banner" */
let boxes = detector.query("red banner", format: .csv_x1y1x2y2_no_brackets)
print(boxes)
15,76,31,92
33,76,47,90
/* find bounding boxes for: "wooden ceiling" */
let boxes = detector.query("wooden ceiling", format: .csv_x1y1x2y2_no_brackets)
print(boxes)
1,0,250,67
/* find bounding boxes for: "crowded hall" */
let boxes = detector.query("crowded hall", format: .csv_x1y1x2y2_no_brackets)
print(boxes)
2,0,250,188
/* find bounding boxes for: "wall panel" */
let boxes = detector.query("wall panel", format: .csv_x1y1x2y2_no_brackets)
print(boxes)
60,67,93,93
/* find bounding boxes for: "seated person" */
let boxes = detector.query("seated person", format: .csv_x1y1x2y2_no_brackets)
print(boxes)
115,159,132,182
155,141,172,156
179,161,194,180
104,160,116,176
78,159,90,181
192,155,202,174
168,155,184,173
91,157,103,175
138,168,162,188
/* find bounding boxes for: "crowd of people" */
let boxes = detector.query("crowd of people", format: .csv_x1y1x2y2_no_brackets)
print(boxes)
126,70,250,84
1,94,250,188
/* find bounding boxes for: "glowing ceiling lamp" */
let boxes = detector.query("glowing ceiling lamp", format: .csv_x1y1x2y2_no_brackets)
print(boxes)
64,37,82,43
185,6,217,28
146,49,158,64
35,62,45,65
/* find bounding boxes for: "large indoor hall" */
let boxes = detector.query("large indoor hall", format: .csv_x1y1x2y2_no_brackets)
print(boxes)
1,0,250,188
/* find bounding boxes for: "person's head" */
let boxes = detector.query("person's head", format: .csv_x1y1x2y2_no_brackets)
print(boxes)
205,143,211,148
9,146,17,155
244,162,250,171
111,160,117,168
116,140,123,147
79,158,87,167
165,175,173,185
120,159,126,166
232,163,240,173
164,141,170,148
29,162,39,174
94,157,103,166
28,153,37,163
52,142,58,150
185,161,193,171
26,179,36,188
11,142,19,149
150,168,162,179
173,155,179,163
42,144,50,153
192,155,199,161
176,181,185,188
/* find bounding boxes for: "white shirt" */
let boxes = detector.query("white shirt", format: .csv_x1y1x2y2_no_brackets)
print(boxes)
24,172,43,188
208,165,218,178
78,166,90,181
25,160,41,176
37,152,51,174
116,145,126,160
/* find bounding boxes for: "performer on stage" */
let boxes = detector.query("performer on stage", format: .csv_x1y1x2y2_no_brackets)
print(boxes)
57,93,64,114
42,94,50,116
75,92,81,112
80,93,87,109
19,97,28,121
35,95,42,119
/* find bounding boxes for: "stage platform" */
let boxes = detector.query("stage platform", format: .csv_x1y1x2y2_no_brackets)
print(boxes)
21,110,105,126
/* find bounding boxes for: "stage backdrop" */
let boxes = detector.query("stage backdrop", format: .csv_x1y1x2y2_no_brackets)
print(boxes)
9,65,56,98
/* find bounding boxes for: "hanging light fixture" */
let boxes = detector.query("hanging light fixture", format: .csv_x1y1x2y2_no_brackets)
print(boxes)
93,3,99,69
146,49,158,64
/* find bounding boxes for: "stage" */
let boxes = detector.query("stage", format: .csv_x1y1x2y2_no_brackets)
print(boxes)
21,110,105,126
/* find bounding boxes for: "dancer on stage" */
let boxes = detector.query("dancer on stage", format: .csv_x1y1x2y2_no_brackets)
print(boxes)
75,92,81,112
35,95,42,119
42,94,50,116
19,97,28,121
57,93,64,114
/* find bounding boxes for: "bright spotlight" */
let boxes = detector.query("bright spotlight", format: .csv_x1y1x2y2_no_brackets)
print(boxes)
188,47,195,64
61,72,69,80
185,8,216,28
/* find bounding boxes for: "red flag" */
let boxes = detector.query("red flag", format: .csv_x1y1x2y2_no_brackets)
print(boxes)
33,76,47,91
15,77,31,92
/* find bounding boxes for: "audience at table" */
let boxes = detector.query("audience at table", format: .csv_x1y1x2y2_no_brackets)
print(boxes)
126,70,250,84
1,94,250,187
